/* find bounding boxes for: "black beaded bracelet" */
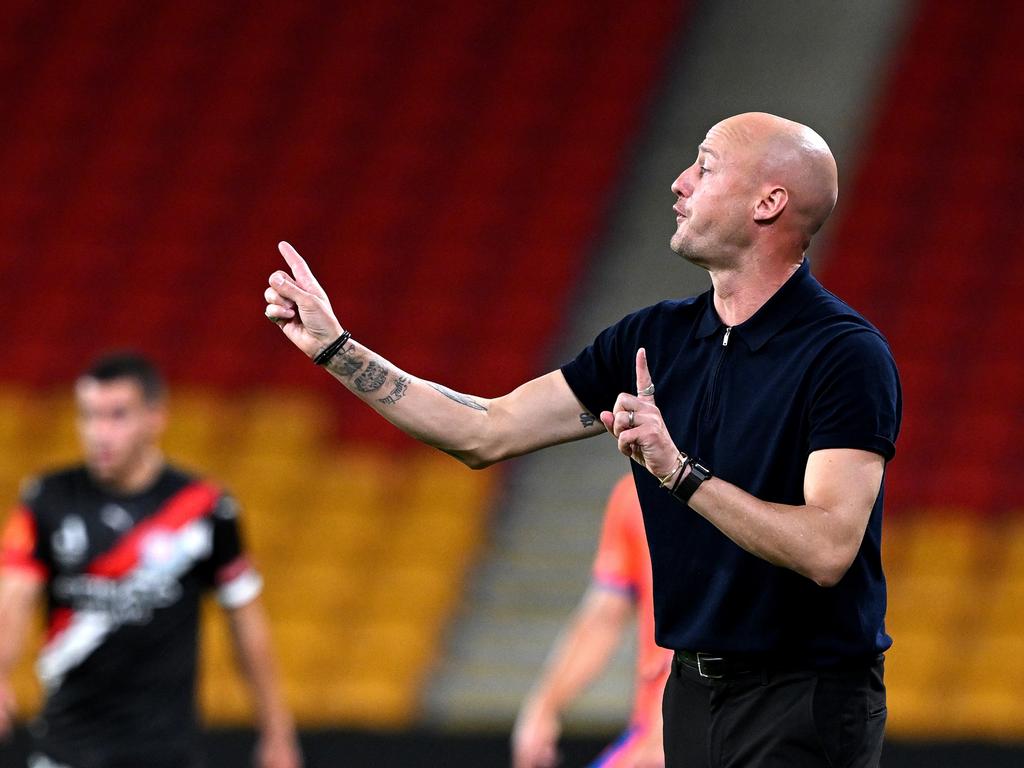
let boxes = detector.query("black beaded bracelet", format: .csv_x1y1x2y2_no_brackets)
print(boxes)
313,331,352,366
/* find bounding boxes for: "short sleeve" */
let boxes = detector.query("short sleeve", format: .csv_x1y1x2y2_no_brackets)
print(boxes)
206,493,262,608
561,322,630,418
592,476,642,596
808,330,902,461
1,505,48,580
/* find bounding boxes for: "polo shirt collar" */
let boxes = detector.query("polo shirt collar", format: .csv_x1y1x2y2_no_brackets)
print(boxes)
695,259,818,351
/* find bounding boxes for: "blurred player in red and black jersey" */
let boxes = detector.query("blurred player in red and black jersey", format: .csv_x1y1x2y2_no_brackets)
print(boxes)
513,476,672,768
0,353,301,768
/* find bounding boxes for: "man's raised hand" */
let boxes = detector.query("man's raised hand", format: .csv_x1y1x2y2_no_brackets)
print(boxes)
599,348,680,478
264,242,343,359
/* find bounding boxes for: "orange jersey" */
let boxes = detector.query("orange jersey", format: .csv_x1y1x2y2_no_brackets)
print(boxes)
591,475,673,729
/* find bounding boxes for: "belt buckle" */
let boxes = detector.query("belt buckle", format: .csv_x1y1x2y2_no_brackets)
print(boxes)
696,652,724,679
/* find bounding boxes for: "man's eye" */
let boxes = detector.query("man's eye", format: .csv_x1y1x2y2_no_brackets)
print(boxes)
699,166,710,177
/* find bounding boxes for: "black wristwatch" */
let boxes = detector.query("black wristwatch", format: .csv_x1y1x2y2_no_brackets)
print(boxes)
670,457,713,505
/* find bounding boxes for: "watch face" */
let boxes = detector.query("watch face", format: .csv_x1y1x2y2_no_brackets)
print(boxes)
692,462,712,481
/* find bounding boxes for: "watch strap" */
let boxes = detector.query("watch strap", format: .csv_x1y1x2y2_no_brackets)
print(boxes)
670,457,713,505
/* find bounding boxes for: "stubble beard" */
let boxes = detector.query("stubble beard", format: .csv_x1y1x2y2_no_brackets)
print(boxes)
670,224,712,270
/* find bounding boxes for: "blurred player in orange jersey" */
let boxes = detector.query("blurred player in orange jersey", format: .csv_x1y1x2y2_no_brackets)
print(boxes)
513,475,671,768
0,353,301,768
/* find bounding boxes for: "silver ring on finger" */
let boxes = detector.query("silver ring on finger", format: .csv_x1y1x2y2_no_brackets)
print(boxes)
628,410,635,428
640,383,656,397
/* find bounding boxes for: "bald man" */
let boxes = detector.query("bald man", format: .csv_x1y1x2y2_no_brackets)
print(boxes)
265,112,900,767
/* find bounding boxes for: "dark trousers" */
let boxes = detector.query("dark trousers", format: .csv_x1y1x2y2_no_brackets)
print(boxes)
663,653,886,768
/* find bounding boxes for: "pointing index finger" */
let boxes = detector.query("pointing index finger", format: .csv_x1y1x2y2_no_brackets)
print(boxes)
636,347,655,403
278,241,322,291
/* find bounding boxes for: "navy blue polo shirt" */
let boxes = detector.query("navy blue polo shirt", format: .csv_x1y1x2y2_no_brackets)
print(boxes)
561,260,901,663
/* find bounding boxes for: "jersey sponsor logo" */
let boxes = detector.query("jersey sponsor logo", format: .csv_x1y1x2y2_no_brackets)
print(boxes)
51,516,88,568
53,571,181,625
51,521,213,623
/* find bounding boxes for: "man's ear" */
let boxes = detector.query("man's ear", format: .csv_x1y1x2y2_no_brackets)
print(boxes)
753,186,788,223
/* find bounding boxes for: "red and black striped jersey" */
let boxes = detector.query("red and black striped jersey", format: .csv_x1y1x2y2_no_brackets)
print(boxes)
1,464,261,768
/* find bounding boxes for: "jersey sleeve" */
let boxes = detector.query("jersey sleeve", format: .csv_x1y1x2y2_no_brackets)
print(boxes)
560,317,634,419
1,504,48,580
204,493,263,609
592,476,642,597
807,330,902,461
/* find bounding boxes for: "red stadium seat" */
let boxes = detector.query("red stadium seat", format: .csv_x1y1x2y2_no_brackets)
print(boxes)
823,0,1024,516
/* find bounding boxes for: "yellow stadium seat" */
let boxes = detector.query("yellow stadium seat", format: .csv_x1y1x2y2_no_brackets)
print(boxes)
886,630,945,689
900,513,987,578
0,388,31,442
234,391,326,452
963,632,1024,687
981,576,1024,633
299,675,413,726
403,452,493,509
164,389,229,457
884,685,945,737
886,573,972,631
346,618,437,680
366,565,460,625
262,561,364,618
953,686,1024,739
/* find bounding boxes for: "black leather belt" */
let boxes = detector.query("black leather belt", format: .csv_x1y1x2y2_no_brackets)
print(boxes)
674,650,761,679
675,650,883,680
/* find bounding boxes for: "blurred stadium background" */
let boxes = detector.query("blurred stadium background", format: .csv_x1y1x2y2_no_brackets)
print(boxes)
1,0,1023,765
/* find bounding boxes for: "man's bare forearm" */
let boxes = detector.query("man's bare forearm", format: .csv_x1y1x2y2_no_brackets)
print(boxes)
689,449,882,587
227,600,295,741
0,574,41,677
690,481,856,586
523,587,631,716
319,338,495,465
318,338,602,468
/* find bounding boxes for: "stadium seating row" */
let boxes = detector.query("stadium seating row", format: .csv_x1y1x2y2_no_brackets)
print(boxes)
0,0,685,448
884,515,1024,738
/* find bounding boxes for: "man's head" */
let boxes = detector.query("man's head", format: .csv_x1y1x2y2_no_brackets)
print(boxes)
669,112,838,269
75,353,167,487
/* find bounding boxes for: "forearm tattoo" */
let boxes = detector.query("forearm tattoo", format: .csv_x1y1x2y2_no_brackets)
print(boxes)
327,347,364,378
354,361,389,393
427,382,488,411
378,376,410,406
579,412,596,429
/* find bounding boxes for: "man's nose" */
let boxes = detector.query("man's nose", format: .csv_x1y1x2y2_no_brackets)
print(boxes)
671,169,692,198
83,421,109,441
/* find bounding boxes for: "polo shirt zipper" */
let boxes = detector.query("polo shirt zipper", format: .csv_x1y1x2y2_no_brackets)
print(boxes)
703,325,733,422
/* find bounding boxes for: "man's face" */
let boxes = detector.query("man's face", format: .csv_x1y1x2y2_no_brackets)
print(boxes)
75,378,164,485
669,124,759,268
